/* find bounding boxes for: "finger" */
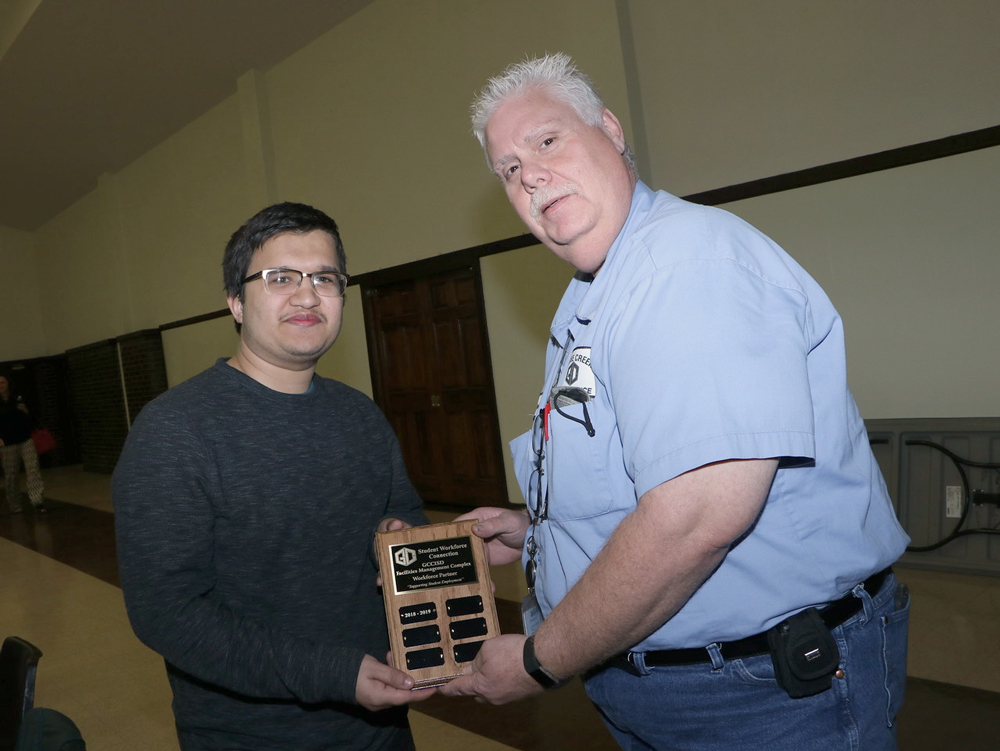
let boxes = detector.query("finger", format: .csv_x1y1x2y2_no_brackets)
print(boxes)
376,517,410,534
438,674,473,697
472,515,513,538
406,685,439,702
362,655,416,691
381,667,415,691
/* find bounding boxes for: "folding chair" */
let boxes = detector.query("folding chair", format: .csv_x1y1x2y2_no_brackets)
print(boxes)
0,637,43,751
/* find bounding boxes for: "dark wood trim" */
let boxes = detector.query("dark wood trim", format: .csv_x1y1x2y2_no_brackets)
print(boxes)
65,338,117,354
351,233,540,289
116,327,162,342
682,124,1000,206
159,308,231,331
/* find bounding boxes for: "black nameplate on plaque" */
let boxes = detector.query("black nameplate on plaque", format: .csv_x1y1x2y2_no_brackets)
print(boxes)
450,617,489,640
453,641,485,663
402,625,441,647
446,595,484,617
406,648,445,670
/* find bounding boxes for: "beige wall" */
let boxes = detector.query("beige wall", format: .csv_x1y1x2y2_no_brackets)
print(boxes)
114,96,251,333
729,148,1000,419
624,0,1000,418
263,0,628,393
627,0,1000,194
481,245,575,504
0,225,44,360
4,0,1000,486
161,317,238,388
264,0,628,273
33,187,127,353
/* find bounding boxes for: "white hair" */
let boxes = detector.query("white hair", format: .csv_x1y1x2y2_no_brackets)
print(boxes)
471,53,636,174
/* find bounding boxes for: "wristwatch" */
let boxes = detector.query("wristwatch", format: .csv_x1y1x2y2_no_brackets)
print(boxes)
522,636,565,689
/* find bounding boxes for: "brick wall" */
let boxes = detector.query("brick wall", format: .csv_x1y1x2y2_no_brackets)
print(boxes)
64,330,168,474
66,340,129,473
118,330,169,425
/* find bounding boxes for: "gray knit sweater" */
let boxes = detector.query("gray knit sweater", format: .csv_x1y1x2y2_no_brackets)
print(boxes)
113,360,426,750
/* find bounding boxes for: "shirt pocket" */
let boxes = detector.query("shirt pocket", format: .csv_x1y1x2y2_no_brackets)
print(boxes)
545,399,627,522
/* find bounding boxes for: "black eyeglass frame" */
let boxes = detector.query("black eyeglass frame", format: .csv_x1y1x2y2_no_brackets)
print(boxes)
242,267,350,296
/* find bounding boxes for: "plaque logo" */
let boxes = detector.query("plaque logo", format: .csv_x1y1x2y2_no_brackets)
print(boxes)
395,547,417,567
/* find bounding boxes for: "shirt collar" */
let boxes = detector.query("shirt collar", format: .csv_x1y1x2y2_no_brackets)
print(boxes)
573,180,657,322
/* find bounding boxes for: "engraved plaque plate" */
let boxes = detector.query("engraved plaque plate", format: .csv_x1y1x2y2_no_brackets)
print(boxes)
376,520,500,688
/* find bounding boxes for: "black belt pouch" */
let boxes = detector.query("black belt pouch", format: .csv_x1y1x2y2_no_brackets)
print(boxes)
766,608,840,698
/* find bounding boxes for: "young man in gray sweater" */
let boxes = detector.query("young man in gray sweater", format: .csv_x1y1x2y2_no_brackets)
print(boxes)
114,202,432,750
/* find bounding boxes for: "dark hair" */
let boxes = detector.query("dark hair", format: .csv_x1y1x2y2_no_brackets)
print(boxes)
222,202,346,299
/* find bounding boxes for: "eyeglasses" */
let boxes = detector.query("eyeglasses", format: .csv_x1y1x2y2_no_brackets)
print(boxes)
526,385,596,520
549,386,595,437
528,408,548,520
242,268,350,297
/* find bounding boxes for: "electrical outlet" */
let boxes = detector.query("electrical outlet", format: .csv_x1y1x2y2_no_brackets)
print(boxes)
945,486,963,518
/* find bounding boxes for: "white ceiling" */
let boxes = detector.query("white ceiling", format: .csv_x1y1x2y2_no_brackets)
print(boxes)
0,0,373,231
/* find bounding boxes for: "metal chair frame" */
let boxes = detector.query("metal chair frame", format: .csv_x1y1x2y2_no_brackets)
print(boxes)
0,636,43,751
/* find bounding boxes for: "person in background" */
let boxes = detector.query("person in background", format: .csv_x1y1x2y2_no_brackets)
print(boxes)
113,202,433,751
0,373,45,514
441,53,910,751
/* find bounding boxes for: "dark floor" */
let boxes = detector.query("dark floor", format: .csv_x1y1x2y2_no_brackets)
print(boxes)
3,496,999,750
898,678,1000,749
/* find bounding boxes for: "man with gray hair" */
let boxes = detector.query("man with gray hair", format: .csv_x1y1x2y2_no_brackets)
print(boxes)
441,53,910,751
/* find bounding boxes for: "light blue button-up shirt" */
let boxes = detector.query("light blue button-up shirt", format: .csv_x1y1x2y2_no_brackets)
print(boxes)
512,181,908,650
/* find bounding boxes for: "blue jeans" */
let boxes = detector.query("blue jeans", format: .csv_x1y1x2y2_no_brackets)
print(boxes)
584,574,909,751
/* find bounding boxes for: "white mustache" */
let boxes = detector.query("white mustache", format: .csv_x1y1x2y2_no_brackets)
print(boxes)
530,183,580,220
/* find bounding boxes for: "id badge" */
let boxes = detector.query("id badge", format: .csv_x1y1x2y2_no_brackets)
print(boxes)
521,591,544,636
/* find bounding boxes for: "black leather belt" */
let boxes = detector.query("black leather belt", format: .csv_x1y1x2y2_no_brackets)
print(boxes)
608,567,891,672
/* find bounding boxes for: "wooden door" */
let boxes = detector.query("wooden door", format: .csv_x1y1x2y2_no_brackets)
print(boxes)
364,266,509,510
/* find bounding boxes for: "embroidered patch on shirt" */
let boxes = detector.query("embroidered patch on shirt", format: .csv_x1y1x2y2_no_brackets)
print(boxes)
559,347,596,398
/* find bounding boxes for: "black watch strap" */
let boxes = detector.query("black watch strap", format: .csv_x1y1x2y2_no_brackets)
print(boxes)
522,636,564,688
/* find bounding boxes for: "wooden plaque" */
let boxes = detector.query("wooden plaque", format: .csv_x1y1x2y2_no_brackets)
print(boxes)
375,520,500,688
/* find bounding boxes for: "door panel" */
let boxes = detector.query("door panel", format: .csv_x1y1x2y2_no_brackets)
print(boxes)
365,266,508,510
